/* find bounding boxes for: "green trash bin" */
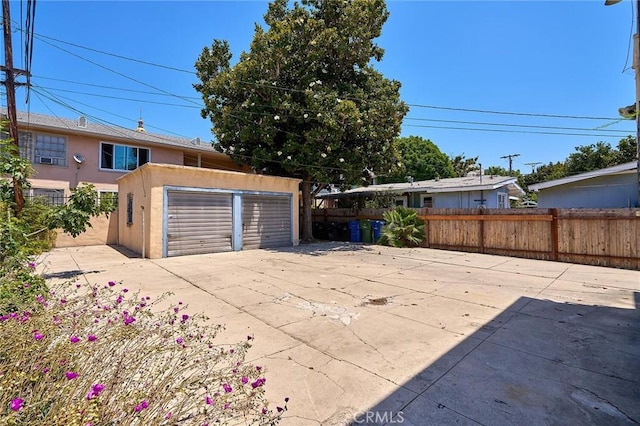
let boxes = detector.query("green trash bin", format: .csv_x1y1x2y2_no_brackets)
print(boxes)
359,219,373,243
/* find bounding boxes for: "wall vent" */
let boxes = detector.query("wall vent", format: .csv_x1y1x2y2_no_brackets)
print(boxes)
78,116,87,128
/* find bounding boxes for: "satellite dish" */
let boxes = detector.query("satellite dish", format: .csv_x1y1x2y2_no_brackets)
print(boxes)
73,153,85,164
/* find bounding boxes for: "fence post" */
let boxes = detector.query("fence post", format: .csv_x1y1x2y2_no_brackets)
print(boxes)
550,208,559,261
478,208,485,254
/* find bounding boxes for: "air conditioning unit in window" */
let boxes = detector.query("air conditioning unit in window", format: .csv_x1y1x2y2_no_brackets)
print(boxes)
39,157,53,164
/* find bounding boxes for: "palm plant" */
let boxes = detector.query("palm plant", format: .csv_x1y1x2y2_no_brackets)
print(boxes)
378,207,425,248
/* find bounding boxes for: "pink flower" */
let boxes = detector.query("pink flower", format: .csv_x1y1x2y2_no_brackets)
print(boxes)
222,383,232,393
88,335,97,342
69,335,80,343
24,283,30,288
251,378,266,389
122,313,136,325
108,281,116,287
224,403,230,409
66,371,78,380
165,412,172,420
86,383,105,400
122,288,128,293
262,407,267,415
181,314,189,322
11,398,23,411
241,376,248,384
134,400,148,412
256,366,262,371
28,262,36,269
205,395,213,405
277,406,284,412
176,337,184,345
33,331,44,341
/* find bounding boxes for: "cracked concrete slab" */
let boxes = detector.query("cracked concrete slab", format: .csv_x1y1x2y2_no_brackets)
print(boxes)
38,243,639,425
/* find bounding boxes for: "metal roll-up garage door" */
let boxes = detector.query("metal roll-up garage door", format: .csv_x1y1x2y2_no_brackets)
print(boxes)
242,194,292,250
166,191,233,257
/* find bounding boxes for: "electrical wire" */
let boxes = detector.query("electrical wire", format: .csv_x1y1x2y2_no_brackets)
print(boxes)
31,32,194,74
405,123,632,138
34,35,201,106
405,117,632,134
406,104,621,121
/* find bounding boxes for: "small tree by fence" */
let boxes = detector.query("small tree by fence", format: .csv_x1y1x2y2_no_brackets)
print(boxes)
311,207,640,270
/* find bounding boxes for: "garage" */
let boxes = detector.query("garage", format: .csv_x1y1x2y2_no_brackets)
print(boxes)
242,194,292,250
117,164,300,259
166,190,233,257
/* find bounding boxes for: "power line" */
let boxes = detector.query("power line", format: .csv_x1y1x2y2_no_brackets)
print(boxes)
34,35,201,106
405,123,631,138
407,103,621,121
405,117,632,134
30,31,194,74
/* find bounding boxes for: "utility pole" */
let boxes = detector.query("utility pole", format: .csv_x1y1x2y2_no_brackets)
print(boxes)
606,0,640,206
525,161,542,174
500,153,520,176
2,0,27,213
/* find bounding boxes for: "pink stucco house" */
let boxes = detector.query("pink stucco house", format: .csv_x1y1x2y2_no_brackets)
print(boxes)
1,109,248,247
3,108,245,204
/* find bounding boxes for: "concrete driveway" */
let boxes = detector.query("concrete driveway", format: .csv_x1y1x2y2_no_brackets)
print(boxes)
39,243,639,425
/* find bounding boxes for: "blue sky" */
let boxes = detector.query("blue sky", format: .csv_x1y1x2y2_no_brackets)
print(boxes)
3,0,636,173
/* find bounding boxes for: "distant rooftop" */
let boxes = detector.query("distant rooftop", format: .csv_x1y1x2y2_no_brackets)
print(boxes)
318,174,524,198
528,161,638,191
2,108,218,154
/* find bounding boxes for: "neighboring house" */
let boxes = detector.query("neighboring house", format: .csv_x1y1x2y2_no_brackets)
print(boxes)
318,173,524,208
528,161,639,208
1,108,245,204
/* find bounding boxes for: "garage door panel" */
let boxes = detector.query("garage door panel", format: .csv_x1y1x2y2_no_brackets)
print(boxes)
166,191,233,257
242,195,291,250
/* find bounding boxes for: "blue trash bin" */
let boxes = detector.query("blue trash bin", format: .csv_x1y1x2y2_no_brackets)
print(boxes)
348,220,361,242
371,220,385,242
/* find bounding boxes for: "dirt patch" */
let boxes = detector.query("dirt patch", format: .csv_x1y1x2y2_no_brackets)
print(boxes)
362,297,389,306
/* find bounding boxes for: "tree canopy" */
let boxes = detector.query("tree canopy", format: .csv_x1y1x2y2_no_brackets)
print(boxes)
194,0,407,240
379,136,453,183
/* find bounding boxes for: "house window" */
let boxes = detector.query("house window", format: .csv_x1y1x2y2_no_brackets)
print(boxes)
126,193,134,225
497,193,508,208
100,142,150,171
10,131,67,166
35,134,67,166
32,188,66,206
394,197,406,207
422,196,433,208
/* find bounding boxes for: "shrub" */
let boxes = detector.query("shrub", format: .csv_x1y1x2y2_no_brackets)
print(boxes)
378,207,425,248
0,277,288,425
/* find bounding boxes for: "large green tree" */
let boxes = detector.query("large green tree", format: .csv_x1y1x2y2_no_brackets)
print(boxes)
194,0,407,241
379,136,453,183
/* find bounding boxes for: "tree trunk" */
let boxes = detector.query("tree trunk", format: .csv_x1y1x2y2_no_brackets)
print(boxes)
300,173,313,242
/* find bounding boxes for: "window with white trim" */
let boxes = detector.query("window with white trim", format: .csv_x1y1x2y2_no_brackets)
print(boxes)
100,142,150,171
497,192,508,208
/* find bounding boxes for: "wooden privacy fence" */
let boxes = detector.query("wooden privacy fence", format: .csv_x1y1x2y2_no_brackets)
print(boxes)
311,208,640,270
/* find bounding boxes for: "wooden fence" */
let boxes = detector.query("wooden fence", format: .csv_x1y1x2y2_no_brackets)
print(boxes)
311,208,640,270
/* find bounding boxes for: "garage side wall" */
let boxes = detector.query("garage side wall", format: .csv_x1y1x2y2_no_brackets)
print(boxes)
117,164,300,259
